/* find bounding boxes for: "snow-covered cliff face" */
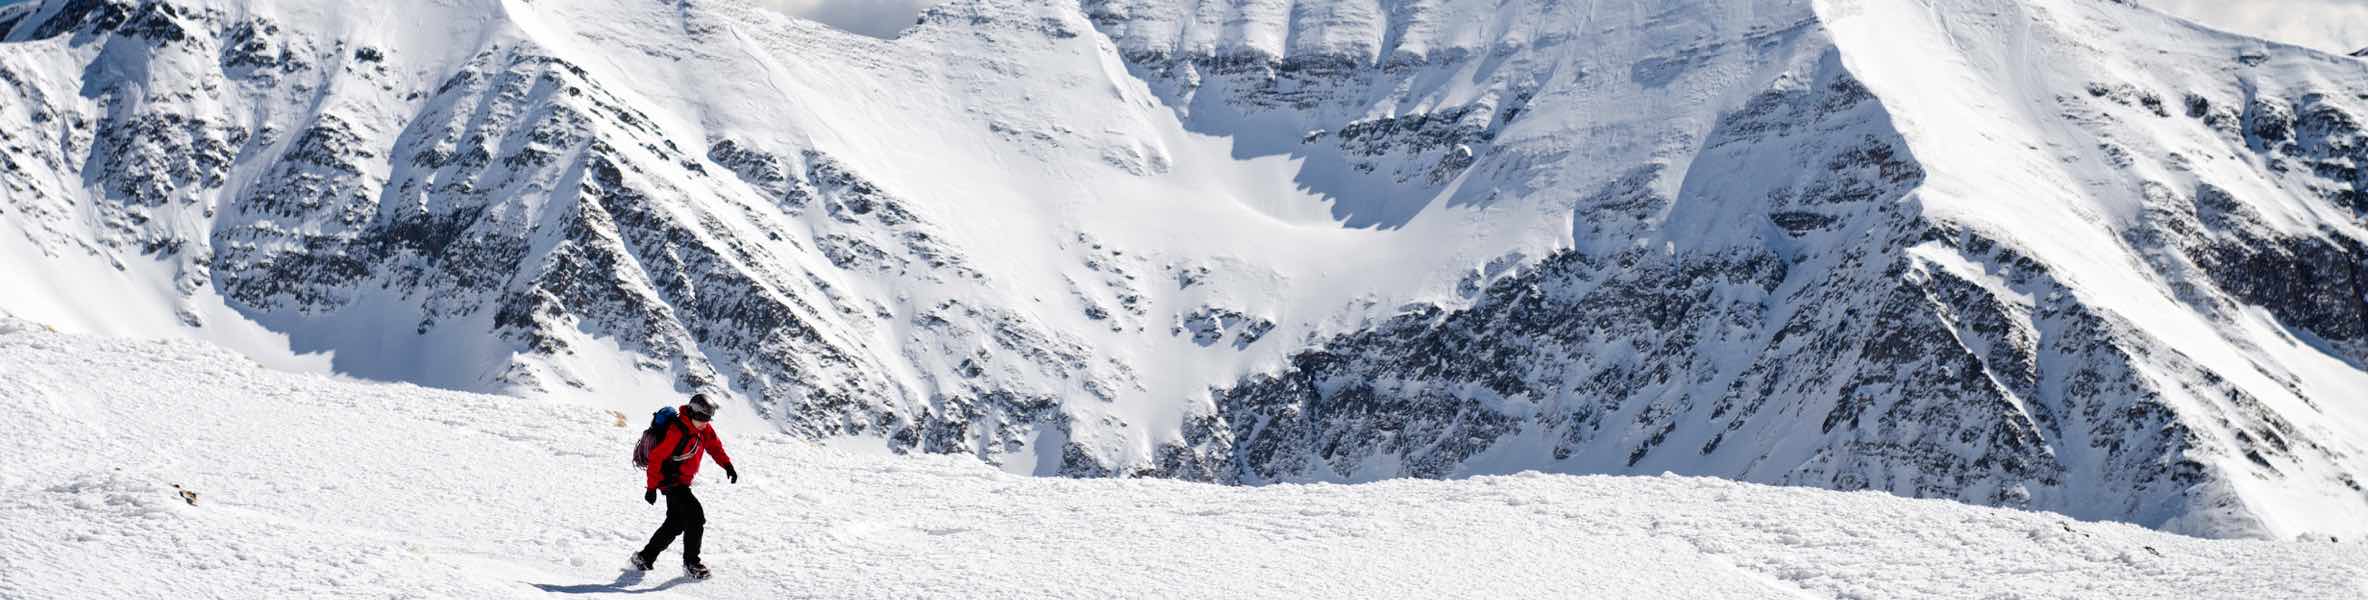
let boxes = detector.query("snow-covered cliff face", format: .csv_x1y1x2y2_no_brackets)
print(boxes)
2,0,2363,540
1090,0,2368,541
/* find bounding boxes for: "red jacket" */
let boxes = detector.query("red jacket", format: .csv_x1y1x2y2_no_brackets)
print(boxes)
645,407,732,490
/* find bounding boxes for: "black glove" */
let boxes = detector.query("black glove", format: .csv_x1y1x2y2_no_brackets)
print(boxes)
724,465,739,484
644,489,657,504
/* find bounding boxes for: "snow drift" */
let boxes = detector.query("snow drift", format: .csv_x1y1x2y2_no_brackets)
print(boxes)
0,321,2361,598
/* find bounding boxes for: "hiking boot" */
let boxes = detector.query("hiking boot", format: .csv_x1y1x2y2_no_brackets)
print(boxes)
627,552,655,571
685,562,713,579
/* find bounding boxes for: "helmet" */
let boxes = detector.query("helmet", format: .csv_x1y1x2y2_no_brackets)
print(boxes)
685,393,720,421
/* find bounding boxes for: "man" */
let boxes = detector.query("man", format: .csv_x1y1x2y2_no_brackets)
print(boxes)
631,393,737,579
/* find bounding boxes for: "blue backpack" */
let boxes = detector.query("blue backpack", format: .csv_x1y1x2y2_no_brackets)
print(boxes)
630,406,689,469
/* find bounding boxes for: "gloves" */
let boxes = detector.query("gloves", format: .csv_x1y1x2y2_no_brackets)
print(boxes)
724,465,739,484
644,489,657,504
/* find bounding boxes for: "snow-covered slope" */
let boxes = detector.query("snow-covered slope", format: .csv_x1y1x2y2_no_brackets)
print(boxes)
1,0,2365,541
1089,0,2368,540
2,322,2361,599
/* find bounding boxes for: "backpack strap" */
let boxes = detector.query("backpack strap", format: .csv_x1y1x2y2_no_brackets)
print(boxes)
655,411,699,488
667,415,696,460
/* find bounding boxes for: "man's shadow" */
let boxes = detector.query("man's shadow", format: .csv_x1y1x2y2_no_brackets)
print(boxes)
532,569,693,594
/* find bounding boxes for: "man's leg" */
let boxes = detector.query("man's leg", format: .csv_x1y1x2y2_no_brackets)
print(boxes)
637,487,691,561
673,486,707,565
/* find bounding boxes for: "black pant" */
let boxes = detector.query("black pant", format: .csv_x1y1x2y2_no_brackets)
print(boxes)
637,486,705,565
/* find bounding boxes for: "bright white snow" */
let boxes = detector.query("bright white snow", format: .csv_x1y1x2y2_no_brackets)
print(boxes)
1,321,2360,599
2141,0,2368,55
752,0,943,39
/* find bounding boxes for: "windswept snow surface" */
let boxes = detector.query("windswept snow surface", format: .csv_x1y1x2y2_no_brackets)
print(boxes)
751,0,943,39
0,323,2362,599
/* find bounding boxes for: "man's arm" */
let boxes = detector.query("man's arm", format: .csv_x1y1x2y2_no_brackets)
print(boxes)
645,427,681,490
702,429,733,468
703,429,736,483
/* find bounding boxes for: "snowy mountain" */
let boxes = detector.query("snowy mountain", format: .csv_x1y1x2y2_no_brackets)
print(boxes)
2,0,2365,542
4,321,2363,598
